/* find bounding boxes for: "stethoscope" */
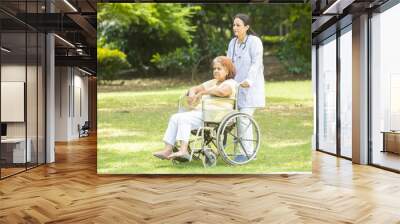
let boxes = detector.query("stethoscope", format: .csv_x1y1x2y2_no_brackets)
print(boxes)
232,35,249,63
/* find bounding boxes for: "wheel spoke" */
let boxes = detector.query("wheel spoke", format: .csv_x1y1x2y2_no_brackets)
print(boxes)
238,140,251,159
242,122,252,136
223,141,234,150
241,138,257,142
221,135,239,157
211,140,218,148
227,131,238,139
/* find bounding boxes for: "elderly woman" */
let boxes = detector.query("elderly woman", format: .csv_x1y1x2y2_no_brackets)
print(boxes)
227,13,265,162
153,56,237,161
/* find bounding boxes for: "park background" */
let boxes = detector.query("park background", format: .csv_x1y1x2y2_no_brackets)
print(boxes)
97,3,312,174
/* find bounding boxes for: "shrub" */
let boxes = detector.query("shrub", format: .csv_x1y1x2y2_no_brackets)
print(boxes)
97,47,131,82
150,45,200,76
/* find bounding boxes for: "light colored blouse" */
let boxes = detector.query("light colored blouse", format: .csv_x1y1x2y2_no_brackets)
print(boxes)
227,35,265,109
193,78,237,111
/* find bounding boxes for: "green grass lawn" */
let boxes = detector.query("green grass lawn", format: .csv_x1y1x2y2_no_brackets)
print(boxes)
97,80,312,174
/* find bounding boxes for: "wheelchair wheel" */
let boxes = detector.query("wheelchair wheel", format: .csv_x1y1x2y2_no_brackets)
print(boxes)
202,149,217,168
216,112,260,165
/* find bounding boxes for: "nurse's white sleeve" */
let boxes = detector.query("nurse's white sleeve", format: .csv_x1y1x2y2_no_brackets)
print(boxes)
227,39,234,59
245,37,263,87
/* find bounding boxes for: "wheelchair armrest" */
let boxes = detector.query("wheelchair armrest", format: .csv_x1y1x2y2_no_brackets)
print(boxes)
178,91,197,112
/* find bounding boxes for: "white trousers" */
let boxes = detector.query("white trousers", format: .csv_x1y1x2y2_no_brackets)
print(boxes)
163,111,203,145
238,108,256,155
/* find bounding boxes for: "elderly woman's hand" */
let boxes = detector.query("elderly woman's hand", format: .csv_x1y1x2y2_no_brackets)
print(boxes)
187,95,196,105
187,93,202,107
193,93,202,102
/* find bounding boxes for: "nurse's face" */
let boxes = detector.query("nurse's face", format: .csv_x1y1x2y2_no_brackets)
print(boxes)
233,18,249,39
213,62,228,82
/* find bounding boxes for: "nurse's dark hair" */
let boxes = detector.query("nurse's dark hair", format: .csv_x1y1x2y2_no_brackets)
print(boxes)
233,13,258,36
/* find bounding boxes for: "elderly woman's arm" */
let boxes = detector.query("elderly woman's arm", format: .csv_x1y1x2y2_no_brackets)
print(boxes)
186,84,206,106
188,84,205,97
197,83,232,98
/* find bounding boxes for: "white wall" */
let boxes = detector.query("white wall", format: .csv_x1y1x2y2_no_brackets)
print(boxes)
73,72,89,137
55,66,70,141
55,67,89,141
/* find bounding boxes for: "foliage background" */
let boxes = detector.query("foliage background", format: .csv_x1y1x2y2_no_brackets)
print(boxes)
97,3,311,82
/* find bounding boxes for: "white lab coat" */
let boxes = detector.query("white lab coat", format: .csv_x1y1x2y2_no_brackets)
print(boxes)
227,35,265,109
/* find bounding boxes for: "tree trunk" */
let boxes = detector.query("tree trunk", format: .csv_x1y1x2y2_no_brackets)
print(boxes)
191,54,210,83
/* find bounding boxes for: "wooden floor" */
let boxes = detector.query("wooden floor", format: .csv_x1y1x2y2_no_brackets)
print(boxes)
1,135,400,223
1,167,26,177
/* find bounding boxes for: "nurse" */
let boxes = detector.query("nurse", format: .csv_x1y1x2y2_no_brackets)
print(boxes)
227,13,265,162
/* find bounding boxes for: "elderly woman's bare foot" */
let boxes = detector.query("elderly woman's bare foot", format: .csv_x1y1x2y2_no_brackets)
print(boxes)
167,151,190,161
153,150,172,160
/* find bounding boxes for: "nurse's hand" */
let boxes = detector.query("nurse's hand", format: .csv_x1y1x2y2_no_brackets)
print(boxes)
240,80,250,88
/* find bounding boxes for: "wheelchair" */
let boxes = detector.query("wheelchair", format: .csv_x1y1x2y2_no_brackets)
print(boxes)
172,89,261,167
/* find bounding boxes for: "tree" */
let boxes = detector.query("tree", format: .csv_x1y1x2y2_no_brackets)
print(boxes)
98,3,200,75
277,4,311,76
97,3,311,80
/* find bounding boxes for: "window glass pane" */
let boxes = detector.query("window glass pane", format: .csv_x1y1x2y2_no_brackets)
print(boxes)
1,30,27,177
340,28,352,158
27,31,38,169
318,36,337,154
371,3,400,171
0,0,46,178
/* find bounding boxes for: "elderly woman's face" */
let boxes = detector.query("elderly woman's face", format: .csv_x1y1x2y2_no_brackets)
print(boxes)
233,18,249,39
213,62,228,82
